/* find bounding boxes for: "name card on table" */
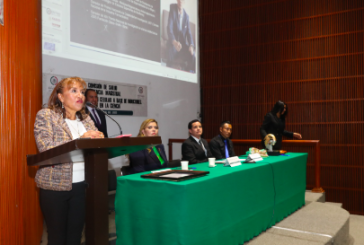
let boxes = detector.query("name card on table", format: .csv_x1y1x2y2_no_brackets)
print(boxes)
224,156,242,167
249,153,263,162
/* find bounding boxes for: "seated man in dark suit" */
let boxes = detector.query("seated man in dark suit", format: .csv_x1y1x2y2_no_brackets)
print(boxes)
167,0,196,72
209,121,236,159
182,119,213,164
85,89,108,138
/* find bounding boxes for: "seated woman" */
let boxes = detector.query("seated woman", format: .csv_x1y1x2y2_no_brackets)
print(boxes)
260,100,302,150
128,119,168,174
34,77,104,245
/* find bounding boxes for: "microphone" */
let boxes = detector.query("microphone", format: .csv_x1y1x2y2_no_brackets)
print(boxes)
86,102,123,135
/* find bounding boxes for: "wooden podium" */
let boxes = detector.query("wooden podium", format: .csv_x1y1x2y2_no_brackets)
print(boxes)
27,136,162,245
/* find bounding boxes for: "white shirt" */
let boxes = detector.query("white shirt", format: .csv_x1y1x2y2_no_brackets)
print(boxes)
191,135,201,143
191,135,207,156
178,9,184,30
65,118,87,183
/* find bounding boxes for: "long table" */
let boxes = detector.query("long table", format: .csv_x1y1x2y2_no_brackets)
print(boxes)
115,153,307,245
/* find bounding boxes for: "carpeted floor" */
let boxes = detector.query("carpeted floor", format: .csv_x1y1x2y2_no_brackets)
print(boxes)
40,211,116,245
40,212,364,245
349,215,364,245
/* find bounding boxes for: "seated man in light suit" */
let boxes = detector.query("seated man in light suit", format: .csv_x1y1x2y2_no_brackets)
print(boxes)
85,89,108,138
182,119,213,164
167,0,196,72
209,121,236,159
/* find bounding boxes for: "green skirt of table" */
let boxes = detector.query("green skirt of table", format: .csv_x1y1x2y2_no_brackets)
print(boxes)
115,152,307,245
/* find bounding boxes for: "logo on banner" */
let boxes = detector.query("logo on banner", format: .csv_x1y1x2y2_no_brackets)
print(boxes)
50,76,59,85
46,8,61,17
138,87,144,94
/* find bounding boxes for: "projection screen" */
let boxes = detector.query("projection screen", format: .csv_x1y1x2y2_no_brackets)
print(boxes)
42,0,201,168
42,0,198,83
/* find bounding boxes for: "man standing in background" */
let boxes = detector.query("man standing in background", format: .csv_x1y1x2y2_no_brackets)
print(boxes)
85,89,108,138
167,0,196,72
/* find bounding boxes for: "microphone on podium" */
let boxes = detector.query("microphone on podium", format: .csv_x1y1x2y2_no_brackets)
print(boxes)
86,102,123,135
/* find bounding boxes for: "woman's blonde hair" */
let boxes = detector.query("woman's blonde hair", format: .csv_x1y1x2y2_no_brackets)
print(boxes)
47,77,87,120
137,119,158,137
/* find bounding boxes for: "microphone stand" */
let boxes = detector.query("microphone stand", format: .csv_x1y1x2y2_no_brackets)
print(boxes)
86,102,123,135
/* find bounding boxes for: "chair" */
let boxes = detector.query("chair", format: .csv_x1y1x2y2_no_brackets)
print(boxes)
121,166,131,176
108,170,117,211
108,166,130,212
167,159,181,168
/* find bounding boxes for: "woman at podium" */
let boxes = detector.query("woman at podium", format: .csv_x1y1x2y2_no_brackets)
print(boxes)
33,77,104,245
260,100,302,150
128,119,168,174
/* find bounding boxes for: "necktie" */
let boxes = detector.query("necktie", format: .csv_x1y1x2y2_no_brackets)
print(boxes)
92,109,101,127
199,140,207,157
224,139,230,158
152,147,165,165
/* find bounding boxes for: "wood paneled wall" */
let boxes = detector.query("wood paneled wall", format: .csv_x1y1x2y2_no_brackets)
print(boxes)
199,0,364,214
0,0,43,244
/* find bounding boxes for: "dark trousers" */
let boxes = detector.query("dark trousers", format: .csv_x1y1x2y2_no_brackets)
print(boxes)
167,43,196,72
40,182,86,245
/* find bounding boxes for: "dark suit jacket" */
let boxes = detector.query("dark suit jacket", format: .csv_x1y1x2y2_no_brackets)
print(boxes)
167,4,194,48
182,136,213,164
209,135,236,159
128,144,168,174
260,112,293,150
85,107,108,138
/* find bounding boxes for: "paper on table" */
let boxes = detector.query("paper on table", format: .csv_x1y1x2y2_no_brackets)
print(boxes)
216,159,246,163
161,173,192,178
114,134,132,138
151,169,171,173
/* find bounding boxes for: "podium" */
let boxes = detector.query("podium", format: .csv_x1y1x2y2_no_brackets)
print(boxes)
27,136,162,245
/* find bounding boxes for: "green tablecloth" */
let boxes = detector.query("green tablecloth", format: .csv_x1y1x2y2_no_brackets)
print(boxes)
115,153,307,245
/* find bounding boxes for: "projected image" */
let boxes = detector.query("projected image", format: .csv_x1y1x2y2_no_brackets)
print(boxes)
161,0,196,73
0,0,4,25
41,0,199,83
70,0,161,62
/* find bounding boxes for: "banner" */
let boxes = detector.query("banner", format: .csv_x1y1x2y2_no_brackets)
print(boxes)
43,73,147,116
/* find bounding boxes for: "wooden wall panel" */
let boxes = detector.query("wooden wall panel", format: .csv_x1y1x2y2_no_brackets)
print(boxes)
0,0,43,244
200,0,364,214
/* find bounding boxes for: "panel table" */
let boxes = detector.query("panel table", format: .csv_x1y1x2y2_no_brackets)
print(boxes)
115,153,307,245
